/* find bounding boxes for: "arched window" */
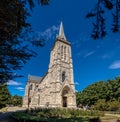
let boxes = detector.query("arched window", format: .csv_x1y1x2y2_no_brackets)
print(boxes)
62,71,66,82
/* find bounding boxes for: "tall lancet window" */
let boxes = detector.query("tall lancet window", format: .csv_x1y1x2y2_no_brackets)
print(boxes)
61,45,63,59
62,71,66,82
64,46,66,60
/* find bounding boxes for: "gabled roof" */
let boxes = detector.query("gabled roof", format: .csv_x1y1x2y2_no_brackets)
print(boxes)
28,75,42,83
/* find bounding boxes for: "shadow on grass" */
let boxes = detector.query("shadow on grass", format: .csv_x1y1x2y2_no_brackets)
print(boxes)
89,118,101,122
12,117,102,122
0,108,25,122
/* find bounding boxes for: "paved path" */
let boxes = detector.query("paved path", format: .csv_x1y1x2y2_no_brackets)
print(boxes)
105,113,120,118
0,107,26,122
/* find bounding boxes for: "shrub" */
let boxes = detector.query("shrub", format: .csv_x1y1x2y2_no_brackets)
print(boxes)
94,99,108,111
94,99,120,111
107,101,120,111
12,108,104,122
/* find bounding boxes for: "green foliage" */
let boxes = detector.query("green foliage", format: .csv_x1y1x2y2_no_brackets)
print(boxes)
26,108,104,118
13,111,89,122
76,81,107,106
87,0,120,39
0,84,11,108
94,99,108,111
13,108,104,122
76,76,120,111
94,99,120,111
0,84,22,108
11,95,22,106
107,101,120,111
0,0,48,84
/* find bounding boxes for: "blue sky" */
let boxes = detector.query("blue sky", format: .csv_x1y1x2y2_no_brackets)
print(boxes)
7,0,120,96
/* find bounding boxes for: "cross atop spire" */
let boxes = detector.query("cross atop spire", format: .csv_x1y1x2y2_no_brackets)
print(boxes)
58,21,66,40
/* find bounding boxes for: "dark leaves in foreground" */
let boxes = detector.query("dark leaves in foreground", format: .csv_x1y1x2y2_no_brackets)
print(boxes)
86,13,96,18
31,39,45,47
87,0,120,39
40,0,49,5
103,0,113,9
112,1,120,33
0,0,46,84
27,0,49,10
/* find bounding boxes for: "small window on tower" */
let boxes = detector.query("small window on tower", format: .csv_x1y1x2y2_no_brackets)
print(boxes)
64,46,66,60
30,84,32,90
61,45,63,59
36,85,38,88
62,71,66,82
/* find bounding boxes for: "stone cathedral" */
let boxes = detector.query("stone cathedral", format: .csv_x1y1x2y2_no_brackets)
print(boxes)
23,22,76,108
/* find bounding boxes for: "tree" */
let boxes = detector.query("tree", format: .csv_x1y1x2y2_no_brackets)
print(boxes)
76,77,120,107
105,78,120,101
0,84,23,108
94,99,120,111
76,81,107,106
11,95,22,106
94,99,108,111
0,84,11,108
86,0,120,39
0,0,49,84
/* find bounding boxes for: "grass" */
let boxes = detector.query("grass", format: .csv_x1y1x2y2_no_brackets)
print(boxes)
12,108,104,122
12,112,96,122
11,107,120,122
1,107,120,122
48,117,90,122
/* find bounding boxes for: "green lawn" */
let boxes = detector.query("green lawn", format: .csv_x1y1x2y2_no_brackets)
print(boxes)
14,108,120,122
12,109,103,122
47,117,90,122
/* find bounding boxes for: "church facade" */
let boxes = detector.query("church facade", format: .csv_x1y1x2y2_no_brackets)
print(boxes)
23,22,76,108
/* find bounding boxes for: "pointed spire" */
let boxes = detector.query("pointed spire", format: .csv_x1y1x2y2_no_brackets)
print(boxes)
58,21,66,40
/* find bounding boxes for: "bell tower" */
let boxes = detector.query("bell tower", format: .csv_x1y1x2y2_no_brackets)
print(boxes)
23,22,76,108
48,22,76,108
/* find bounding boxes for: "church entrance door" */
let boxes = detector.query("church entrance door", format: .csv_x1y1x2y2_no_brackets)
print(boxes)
62,86,70,107
63,96,67,107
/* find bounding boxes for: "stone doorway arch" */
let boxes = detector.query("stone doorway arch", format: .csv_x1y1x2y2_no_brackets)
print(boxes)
62,86,70,107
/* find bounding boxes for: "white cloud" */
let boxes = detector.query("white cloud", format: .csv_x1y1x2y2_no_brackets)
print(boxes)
72,40,81,48
7,80,22,86
75,90,78,92
84,51,95,58
39,25,59,40
109,60,120,69
102,54,111,59
76,52,82,57
75,82,79,85
15,87,24,91
101,52,114,59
